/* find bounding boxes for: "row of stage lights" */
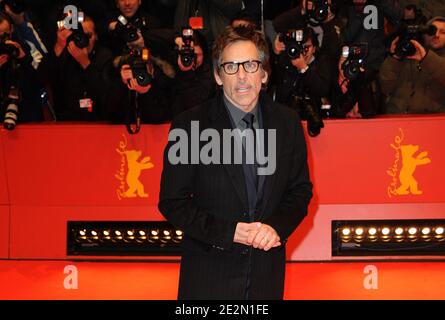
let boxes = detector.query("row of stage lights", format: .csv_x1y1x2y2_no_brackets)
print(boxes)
68,221,183,255
333,220,445,256
339,225,445,243
75,227,183,244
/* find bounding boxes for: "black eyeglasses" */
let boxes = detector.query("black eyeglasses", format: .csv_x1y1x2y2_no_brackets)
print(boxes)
219,60,262,75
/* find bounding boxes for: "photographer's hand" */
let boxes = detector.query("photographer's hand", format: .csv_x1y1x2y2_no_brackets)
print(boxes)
273,35,285,55
4,5,25,25
0,54,8,68
291,54,308,72
67,42,91,70
4,40,26,59
120,64,152,94
54,27,72,57
407,40,427,62
127,30,145,49
389,36,402,60
177,56,195,71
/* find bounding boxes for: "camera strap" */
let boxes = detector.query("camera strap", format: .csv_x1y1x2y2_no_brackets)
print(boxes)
126,91,141,134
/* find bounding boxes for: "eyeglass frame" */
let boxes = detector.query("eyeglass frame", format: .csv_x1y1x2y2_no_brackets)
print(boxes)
218,59,262,75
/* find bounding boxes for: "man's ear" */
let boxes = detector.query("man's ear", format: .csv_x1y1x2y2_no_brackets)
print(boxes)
261,70,268,84
214,69,223,86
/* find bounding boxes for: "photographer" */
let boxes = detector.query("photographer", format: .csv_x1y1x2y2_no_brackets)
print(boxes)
380,17,445,114
106,45,174,125
273,0,342,63
333,0,403,118
0,12,33,129
107,0,163,56
38,15,114,121
274,27,336,136
171,28,215,118
1,2,48,124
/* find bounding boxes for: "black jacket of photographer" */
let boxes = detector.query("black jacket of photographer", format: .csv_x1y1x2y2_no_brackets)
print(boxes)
274,52,335,108
0,37,44,122
273,5,342,63
38,43,114,121
105,60,174,124
337,0,403,71
106,8,162,56
171,58,215,119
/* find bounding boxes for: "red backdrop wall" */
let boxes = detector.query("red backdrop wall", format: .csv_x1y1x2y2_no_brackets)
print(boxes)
1,115,444,261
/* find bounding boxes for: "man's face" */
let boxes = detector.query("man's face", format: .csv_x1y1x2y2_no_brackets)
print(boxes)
426,21,445,50
117,0,141,18
302,39,316,62
214,40,268,113
82,20,96,53
0,20,12,38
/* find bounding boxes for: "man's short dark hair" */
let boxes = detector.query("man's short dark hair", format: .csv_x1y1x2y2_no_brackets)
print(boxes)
212,25,271,76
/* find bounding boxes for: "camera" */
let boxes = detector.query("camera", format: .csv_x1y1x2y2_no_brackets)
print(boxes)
57,11,90,49
279,29,304,60
0,0,26,14
0,34,20,59
178,27,196,68
395,24,436,59
394,5,436,59
115,15,147,43
3,85,19,131
115,47,153,87
306,0,329,23
341,43,368,81
293,94,324,137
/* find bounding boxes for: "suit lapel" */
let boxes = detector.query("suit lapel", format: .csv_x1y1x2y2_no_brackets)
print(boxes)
208,91,248,210
257,92,282,218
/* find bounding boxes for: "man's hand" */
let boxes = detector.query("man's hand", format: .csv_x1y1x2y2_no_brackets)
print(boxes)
4,4,25,24
67,41,90,69
4,40,26,59
127,30,145,49
273,35,285,55
0,54,8,68
406,39,427,62
234,222,262,246
54,27,72,57
120,64,152,94
248,223,281,251
291,53,308,72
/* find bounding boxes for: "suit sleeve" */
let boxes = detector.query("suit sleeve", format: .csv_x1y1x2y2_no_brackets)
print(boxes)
264,113,313,241
158,116,238,250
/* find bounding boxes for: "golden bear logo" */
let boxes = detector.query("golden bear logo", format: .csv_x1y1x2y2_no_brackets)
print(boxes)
115,134,154,200
396,145,431,195
387,129,431,198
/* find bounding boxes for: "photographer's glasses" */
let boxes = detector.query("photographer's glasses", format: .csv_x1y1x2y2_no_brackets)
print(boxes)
219,60,262,75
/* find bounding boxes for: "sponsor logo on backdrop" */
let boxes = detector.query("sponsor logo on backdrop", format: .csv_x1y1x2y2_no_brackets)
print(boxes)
115,134,154,200
387,128,431,198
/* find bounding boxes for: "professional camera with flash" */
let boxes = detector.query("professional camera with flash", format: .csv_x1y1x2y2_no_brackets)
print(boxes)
341,43,368,81
57,11,90,49
178,26,196,67
115,15,147,43
279,29,304,60
115,47,153,87
306,0,329,23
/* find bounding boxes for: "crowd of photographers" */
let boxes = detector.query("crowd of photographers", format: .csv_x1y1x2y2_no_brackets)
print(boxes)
0,0,444,136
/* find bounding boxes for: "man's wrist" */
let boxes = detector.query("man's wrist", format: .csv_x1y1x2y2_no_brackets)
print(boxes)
299,65,309,73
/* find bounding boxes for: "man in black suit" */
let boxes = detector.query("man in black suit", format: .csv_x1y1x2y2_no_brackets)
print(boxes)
158,25,312,300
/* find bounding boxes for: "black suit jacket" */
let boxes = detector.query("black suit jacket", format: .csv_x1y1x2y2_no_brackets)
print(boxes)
158,90,312,299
